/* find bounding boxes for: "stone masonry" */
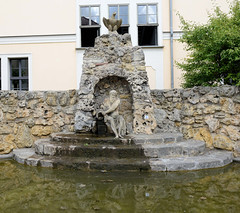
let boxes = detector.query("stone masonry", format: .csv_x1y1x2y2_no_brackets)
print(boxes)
75,32,157,134
0,86,239,157
151,85,240,157
0,90,78,154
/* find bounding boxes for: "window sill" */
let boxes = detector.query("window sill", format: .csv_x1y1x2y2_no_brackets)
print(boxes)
137,24,159,27
80,25,101,28
140,45,164,49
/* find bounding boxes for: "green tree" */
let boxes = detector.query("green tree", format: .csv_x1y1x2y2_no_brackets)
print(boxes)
178,0,240,88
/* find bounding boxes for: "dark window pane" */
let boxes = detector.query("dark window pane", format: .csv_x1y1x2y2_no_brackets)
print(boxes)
10,58,28,91
81,16,90,25
21,68,28,77
11,80,20,90
21,59,28,68
21,79,29,90
119,5,128,15
11,68,19,77
138,26,158,46
11,60,19,69
81,28,100,47
117,26,128,35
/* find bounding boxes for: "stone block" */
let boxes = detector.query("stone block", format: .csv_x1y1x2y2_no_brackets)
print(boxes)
205,117,219,132
213,134,234,151
220,97,236,114
224,125,240,141
46,93,58,106
193,128,213,148
15,124,34,148
74,111,95,132
0,139,17,154
31,125,53,136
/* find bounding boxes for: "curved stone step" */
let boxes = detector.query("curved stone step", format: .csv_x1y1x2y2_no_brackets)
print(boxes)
12,148,150,171
51,132,134,145
142,140,205,158
13,148,233,172
51,132,184,145
149,150,233,171
131,132,184,144
35,139,145,158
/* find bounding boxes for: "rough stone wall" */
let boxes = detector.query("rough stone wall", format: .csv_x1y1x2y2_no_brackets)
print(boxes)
1,86,239,155
75,32,156,134
0,90,78,154
151,86,240,155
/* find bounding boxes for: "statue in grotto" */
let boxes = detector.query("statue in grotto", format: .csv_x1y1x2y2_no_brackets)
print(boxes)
98,90,126,138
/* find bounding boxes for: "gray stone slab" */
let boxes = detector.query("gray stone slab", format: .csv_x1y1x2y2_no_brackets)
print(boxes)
233,157,240,162
39,159,54,167
35,138,51,155
149,150,233,171
131,133,184,144
13,148,35,164
0,152,13,159
142,140,205,158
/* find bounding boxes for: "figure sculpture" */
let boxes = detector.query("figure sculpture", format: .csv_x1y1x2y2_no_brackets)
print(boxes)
103,12,122,32
97,90,126,138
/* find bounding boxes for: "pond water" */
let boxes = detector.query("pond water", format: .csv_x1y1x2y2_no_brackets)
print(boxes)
1,160,240,213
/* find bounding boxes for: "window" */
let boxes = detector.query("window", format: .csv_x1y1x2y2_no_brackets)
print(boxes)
109,5,129,35
80,6,100,47
137,4,158,46
10,58,28,91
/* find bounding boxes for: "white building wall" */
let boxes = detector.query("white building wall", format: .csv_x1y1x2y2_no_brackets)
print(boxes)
76,0,164,89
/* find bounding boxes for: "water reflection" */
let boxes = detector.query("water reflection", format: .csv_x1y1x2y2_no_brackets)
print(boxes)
0,160,240,212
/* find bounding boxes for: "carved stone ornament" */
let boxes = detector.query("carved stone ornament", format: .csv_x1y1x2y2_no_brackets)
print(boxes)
103,12,122,32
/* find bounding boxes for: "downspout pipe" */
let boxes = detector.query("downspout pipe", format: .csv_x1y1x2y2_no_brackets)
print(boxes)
170,0,174,88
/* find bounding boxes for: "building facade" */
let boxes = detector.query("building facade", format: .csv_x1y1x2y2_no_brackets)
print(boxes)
0,0,230,91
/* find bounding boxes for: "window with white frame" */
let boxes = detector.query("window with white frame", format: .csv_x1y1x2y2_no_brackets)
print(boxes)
109,5,129,35
10,58,29,91
137,4,158,46
80,6,100,47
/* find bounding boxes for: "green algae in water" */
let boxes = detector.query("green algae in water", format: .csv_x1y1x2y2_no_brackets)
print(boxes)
1,160,240,213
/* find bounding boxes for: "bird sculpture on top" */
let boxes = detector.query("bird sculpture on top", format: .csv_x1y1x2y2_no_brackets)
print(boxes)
103,12,122,32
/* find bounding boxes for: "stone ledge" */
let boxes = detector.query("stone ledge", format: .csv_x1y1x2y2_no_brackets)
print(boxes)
0,152,13,159
149,150,233,171
142,140,205,158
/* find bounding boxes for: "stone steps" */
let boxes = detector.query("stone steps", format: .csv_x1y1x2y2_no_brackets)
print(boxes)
142,140,205,158
131,132,184,144
13,148,150,171
51,133,134,145
35,139,145,159
34,137,205,159
149,150,233,171
12,132,234,172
